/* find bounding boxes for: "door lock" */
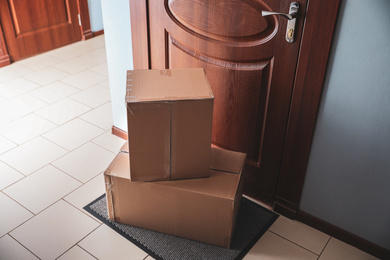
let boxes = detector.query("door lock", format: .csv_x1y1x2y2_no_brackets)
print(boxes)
262,2,299,43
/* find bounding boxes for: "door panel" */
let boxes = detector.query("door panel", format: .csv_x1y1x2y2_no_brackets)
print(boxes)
0,0,82,61
147,0,306,205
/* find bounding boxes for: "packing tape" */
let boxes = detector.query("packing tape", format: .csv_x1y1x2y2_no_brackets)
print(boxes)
105,175,115,220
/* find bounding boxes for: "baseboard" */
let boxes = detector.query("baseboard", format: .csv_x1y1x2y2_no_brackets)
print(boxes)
297,210,390,259
0,54,11,68
93,30,104,37
273,196,298,219
112,126,128,140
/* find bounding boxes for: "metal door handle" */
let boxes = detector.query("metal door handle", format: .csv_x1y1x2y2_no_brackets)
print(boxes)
262,2,299,43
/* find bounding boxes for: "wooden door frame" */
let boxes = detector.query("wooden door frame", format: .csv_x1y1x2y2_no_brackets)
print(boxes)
0,0,92,67
129,0,341,218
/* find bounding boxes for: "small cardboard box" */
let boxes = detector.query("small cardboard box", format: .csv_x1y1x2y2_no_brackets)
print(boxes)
126,68,214,181
104,143,246,248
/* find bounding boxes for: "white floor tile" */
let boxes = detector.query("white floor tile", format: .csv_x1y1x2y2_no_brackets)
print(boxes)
0,137,68,175
52,142,115,183
35,98,91,125
0,135,17,155
61,70,106,90
0,114,11,127
54,57,98,74
80,102,113,130
10,200,99,260
0,235,39,260
23,67,70,85
64,174,105,210
0,63,33,82
0,192,33,237
319,238,379,260
92,131,126,153
81,48,107,63
70,85,111,108
0,94,48,120
269,215,330,254
79,225,148,260
29,81,79,104
243,231,318,260
0,114,56,145
98,79,110,89
64,174,105,223
89,63,108,76
46,42,91,61
0,161,24,190
43,118,104,151
17,54,62,71
4,165,81,214
0,78,40,99
57,245,96,260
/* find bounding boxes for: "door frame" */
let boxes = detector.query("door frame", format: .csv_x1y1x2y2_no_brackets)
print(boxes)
0,0,92,67
129,0,341,218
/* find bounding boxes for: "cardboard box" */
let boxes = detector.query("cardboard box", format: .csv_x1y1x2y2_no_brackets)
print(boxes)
126,68,214,181
104,144,246,248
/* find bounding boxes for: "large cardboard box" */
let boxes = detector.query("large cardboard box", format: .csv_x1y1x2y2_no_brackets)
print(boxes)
126,68,214,181
104,144,246,248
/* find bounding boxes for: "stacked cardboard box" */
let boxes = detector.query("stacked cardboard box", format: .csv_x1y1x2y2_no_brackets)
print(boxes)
104,68,247,248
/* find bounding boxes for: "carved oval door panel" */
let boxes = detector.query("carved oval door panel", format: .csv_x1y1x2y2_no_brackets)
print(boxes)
147,0,307,204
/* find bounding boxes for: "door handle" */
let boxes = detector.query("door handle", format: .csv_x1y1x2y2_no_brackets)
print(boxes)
262,2,299,43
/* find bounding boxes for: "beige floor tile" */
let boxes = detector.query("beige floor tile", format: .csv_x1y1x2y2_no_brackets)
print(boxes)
43,118,104,151
0,94,48,120
0,135,17,155
319,238,379,260
0,235,39,260
79,225,148,260
98,79,110,89
35,98,91,125
145,256,156,260
92,131,126,153
80,35,105,50
80,102,113,130
61,70,107,90
52,142,115,183
89,63,108,76
10,200,99,260
0,137,68,175
0,78,40,99
0,114,56,144
243,231,318,260
269,215,330,254
70,85,111,108
47,42,92,61
64,174,105,223
81,48,107,63
57,245,96,260
54,57,98,74
0,161,24,190
4,165,81,214
0,63,33,82
17,54,62,71
0,192,33,237
29,81,79,104
23,67,70,85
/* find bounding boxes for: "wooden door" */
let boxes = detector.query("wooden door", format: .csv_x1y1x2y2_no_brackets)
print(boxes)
142,0,306,205
0,0,82,61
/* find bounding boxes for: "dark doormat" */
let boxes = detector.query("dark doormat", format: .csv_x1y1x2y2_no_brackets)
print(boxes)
84,195,278,260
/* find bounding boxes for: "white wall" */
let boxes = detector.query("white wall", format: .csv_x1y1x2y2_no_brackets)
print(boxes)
87,0,104,32
300,0,390,250
101,0,133,131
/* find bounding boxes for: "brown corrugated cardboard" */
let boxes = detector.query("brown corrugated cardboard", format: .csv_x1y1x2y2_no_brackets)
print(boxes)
126,69,214,181
104,145,246,248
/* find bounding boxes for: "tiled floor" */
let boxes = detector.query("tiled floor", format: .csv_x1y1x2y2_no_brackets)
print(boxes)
0,36,378,260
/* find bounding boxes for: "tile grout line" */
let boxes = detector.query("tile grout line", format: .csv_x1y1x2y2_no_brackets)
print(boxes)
268,229,322,257
7,233,42,260
317,236,331,260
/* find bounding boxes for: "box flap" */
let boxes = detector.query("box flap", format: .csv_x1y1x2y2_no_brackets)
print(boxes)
210,147,246,174
104,151,130,179
126,69,214,102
